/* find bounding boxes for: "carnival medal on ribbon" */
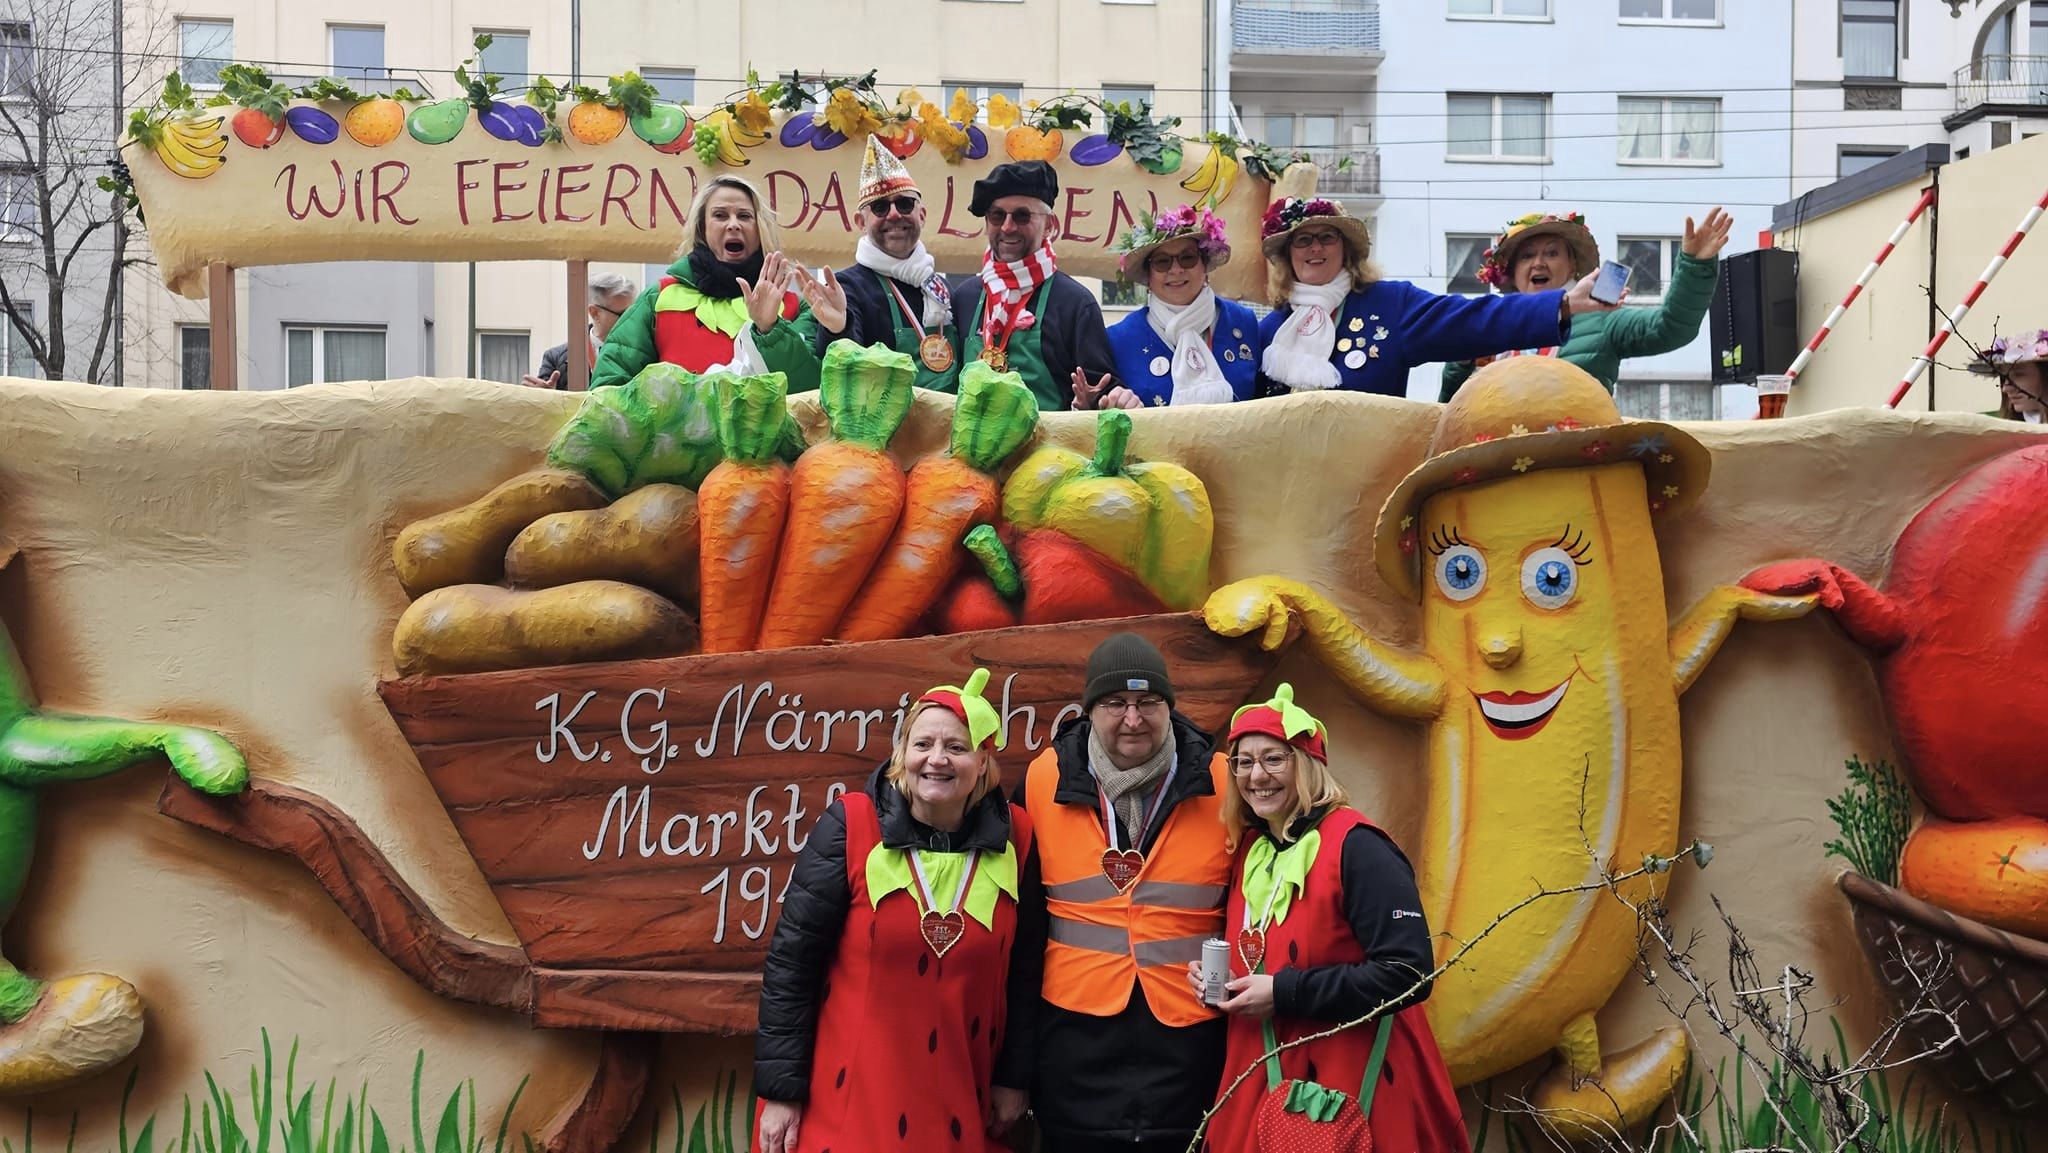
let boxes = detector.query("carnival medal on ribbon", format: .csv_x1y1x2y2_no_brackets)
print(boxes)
1096,759,1179,894
909,848,979,959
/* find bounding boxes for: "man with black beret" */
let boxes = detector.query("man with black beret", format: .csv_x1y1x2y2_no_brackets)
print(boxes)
1000,632,1232,1151
952,160,1120,411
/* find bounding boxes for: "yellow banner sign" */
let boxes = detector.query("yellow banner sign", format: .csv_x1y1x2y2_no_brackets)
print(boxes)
126,102,1276,301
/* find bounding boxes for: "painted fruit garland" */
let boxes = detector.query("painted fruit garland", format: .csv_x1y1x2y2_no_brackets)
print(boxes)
385,346,1217,678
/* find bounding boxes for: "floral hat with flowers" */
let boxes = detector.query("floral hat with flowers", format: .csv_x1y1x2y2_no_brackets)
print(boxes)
1478,211,1598,291
1259,196,1372,262
1111,204,1232,283
1970,328,2048,374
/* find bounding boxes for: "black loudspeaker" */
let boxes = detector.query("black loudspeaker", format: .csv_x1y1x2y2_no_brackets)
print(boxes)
1710,249,1800,384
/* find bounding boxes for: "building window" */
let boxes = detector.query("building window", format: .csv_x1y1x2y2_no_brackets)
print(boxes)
1100,282,1143,309
1446,234,1492,294
178,20,233,89
0,167,33,243
477,31,529,90
4,302,34,378
2035,0,2048,47
1619,0,1717,21
1842,0,1898,81
330,25,389,91
642,67,694,104
1838,145,1903,177
1447,93,1548,161
0,23,29,100
940,81,1025,122
286,325,387,387
477,331,530,384
1616,237,1679,303
1617,96,1719,163
1102,84,1155,112
178,325,211,390
1448,0,1549,18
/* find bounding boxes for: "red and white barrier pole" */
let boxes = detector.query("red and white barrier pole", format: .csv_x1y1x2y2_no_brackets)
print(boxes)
1784,185,1935,384
1889,184,2048,409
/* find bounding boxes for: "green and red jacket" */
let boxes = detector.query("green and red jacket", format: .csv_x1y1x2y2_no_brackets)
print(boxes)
591,256,822,392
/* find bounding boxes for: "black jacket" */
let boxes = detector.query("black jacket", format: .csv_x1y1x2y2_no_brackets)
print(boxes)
811,263,936,355
1011,713,1229,1146
752,766,1027,1104
949,270,1116,408
534,329,595,389
1262,808,1436,1022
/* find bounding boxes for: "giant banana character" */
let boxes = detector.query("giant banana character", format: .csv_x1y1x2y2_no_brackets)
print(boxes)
1206,358,1813,1141
0,589,247,1092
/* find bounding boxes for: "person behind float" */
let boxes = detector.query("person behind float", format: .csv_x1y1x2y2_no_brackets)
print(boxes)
753,669,1033,1153
950,159,1119,411
1189,684,1468,1153
1007,633,1231,1153
1976,328,2048,423
525,272,638,389
1093,205,1261,409
590,174,821,392
794,135,963,393
1255,197,1618,399
1440,208,1733,402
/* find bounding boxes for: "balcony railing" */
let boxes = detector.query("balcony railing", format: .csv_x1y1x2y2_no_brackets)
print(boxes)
1953,55,2048,111
1233,0,1381,59
1305,147,1380,196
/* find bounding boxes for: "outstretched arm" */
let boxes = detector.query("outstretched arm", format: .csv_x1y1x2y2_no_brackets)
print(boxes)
0,713,247,794
1204,577,1446,720
1668,584,1818,697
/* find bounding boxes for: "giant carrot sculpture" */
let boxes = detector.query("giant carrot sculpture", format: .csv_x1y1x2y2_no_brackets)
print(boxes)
696,371,793,654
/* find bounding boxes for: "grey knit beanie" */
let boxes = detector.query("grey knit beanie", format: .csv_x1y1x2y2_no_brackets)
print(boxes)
1083,632,1176,710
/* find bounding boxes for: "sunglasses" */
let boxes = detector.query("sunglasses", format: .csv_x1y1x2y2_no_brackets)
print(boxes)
868,195,920,219
1146,250,1203,273
985,207,1044,228
1290,230,1343,251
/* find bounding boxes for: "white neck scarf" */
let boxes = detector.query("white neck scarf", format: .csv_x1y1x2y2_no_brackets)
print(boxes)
1145,289,1233,406
855,235,951,328
1260,272,1353,392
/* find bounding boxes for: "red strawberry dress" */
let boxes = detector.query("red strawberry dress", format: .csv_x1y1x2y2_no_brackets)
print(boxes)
1207,808,1468,1153
763,791,1033,1153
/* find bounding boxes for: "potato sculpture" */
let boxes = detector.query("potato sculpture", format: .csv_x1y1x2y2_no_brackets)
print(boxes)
392,581,697,676
504,483,700,604
393,469,607,597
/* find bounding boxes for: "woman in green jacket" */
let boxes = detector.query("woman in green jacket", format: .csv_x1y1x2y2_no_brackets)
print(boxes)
592,174,822,393
1440,208,1730,401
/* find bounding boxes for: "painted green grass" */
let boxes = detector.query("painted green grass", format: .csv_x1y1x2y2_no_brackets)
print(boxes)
0,1032,753,1153
1470,1020,2034,1153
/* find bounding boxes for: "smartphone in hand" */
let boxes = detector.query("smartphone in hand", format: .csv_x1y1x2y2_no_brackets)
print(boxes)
1590,259,1632,306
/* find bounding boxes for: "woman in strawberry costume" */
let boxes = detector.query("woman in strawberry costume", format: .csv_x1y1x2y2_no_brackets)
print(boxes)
1192,685,1467,1153
753,669,1035,1153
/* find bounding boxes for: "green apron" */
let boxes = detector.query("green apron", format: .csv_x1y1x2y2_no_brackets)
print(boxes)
883,276,963,393
962,281,1059,411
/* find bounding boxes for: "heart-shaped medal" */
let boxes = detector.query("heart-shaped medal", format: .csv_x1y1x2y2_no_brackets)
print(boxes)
1238,928,1267,974
1100,848,1144,894
920,910,966,959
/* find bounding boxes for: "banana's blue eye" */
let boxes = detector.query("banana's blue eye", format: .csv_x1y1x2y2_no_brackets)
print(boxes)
1434,545,1487,602
1521,547,1580,609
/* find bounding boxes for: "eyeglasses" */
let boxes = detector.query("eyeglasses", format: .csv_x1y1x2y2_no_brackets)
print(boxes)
869,195,920,219
1290,231,1342,251
1146,250,1203,273
986,207,1044,228
1229,753,1295,776
592,304,623,318
1093,695,1168,717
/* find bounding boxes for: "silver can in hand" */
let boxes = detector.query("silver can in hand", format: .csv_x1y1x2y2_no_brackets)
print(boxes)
1201,938,1231,1005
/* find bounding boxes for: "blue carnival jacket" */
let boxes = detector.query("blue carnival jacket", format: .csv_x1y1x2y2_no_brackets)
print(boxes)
1106,298,1264,405
1255,280,1569,398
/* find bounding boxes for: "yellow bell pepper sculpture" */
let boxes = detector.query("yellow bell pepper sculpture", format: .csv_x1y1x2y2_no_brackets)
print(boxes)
1001,409,1214,610
1204,359,1817,1143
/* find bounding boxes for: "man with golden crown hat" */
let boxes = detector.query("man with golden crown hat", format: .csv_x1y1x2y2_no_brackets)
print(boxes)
797,135,964,392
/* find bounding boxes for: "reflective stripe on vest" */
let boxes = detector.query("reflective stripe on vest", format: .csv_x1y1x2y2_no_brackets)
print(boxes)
1023,747,1231,1026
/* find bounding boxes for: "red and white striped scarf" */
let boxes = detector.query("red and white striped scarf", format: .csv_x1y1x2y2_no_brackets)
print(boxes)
977,239,1058,343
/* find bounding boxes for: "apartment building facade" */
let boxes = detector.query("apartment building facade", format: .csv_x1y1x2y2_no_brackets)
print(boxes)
124,0,1210,390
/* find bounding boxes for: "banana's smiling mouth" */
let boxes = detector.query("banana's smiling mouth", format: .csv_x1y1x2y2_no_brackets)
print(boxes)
1473,675,1573,740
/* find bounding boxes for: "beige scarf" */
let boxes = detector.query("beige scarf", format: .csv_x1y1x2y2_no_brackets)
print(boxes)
1087,725,1179,845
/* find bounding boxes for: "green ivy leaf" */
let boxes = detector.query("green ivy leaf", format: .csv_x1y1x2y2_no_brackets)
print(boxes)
607,71,658,119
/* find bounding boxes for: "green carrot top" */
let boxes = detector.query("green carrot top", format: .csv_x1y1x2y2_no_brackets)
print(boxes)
818,339,914,451
711,371,792,464
951,361,1039,473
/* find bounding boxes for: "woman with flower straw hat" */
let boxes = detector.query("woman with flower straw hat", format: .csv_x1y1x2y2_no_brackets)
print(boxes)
1973,328,2048,422
1097,204,1262,408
